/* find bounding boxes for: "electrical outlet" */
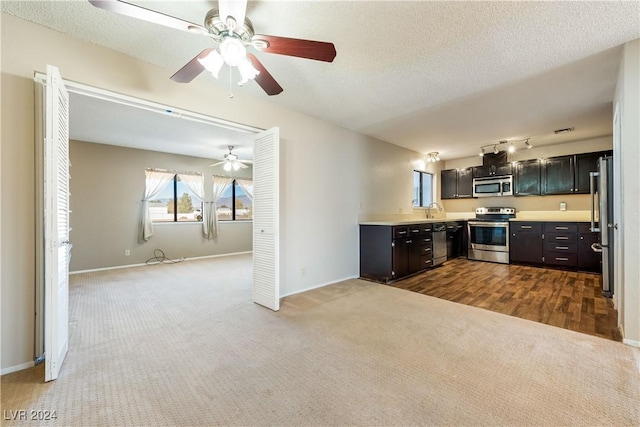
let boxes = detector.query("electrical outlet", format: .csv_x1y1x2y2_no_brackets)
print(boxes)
125,249,131,256
301,267,306,276
559,202,567,211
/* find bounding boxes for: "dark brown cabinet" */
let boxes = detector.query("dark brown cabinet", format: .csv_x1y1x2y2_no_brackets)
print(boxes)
510,222,543,264
542,151,612,195
578,223,601,272
446,222,465,259
441,168,473,199
543,222,578,267
509,221,602,273
360,223,434,283
473,163,513,178
542,156,574,195
514,159,541,196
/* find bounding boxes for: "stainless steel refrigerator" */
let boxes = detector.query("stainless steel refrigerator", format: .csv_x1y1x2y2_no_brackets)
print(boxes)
590,156,615,297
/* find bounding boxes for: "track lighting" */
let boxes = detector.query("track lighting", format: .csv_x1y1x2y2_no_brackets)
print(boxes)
427,152,440,162
480,138,534,157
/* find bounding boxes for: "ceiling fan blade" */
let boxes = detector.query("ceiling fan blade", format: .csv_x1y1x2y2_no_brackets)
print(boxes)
252,35,336,62
171,49,215,83
218,0,247,34
88,0,208,35
235,161,249,169
239,160,254,164
209,161,225,167
246,54,283,96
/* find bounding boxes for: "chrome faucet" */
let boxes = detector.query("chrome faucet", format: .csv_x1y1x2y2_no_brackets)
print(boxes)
426,202,443,219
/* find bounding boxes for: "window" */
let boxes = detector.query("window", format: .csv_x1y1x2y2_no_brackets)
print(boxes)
217,179,253,221
150,175,203,222
413,170,434,207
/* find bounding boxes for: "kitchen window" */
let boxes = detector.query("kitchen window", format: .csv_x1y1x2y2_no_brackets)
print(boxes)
413,170,434,207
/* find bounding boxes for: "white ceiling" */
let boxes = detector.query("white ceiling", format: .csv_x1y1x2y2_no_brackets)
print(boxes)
3,1,639,160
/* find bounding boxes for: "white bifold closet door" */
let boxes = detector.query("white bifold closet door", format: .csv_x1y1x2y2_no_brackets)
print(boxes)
43,65,71,381
252,128,280,311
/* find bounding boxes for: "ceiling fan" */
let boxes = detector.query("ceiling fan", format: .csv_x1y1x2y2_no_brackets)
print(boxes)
210,146,252,171
88,0,337,95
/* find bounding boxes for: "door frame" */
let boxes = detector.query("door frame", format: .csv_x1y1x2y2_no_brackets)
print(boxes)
33,73,281,368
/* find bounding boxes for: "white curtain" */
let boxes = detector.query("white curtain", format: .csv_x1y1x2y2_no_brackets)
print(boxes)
177,172,209,237
140,169,175,242
211,175,234,238
236,178,254,201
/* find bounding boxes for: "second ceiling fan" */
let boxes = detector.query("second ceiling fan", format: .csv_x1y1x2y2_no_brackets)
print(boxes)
88,0,337,95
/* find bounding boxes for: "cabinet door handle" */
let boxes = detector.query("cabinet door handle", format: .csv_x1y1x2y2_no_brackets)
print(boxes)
555,246,569,250
555,226,569,230
555,257,569,261
520,225,532,229
555,236,569,240
398,231,407,235
407,240,412,244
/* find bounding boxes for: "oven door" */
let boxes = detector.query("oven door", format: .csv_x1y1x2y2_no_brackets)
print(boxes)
468,221,509,252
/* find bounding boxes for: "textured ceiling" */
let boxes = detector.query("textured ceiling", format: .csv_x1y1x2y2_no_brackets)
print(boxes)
3,1,639,160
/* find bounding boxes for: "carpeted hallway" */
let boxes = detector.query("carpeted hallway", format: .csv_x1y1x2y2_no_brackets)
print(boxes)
2,253,639,425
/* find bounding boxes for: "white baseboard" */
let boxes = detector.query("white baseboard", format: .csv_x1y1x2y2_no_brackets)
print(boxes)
1,360,35,376
70,251,253,275
623,338,640,347
280,275,359,298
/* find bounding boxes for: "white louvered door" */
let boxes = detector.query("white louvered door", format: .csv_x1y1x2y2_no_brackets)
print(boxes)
252,128,280,310
44,65,70,381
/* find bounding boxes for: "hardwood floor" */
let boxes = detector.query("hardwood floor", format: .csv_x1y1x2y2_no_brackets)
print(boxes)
391,258,621,342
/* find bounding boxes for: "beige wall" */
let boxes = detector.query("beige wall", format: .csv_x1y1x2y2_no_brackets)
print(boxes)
0,14,429,371
69,140,252,271
614,40,640,345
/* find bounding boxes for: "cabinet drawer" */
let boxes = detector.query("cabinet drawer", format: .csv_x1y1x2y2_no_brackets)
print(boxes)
421,245,432,256
420,255,433,268
544,253,578,267
393,226,409,239
511,222,543,233
408,225,422,235
420,236,432,245
544,222,578,233
420,225,433,233
545,232,577,244
544,242,577,253
578,222,597,234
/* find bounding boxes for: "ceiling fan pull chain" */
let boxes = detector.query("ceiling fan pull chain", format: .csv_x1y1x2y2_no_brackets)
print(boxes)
229,68,234,99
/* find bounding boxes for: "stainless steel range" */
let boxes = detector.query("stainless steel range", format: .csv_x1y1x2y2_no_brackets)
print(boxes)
467,207,515,264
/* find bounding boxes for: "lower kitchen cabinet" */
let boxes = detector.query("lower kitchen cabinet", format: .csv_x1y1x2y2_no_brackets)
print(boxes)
446,222,465,259
509,221,601,273
578,223,602,272
360,223,433,283
509,222,543,264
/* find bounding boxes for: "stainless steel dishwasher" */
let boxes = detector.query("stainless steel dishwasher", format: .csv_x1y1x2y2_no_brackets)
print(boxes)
432,223,447,266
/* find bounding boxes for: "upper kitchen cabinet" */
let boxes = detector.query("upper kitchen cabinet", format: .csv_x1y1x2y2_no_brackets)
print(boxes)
542,155,574,194
514,159,541,196
575,151,612,194
472,163,513,178
542,151,612,195
441,168,473,199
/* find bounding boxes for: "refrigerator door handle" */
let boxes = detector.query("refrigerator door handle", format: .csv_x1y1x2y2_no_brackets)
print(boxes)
589,171,600,232
591,242,603,253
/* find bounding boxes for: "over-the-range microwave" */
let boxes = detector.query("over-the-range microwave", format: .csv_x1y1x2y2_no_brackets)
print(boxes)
473,175,513,197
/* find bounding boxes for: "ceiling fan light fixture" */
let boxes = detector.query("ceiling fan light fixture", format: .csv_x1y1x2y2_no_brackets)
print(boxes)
198,50,225,78
223,162,232,171
237,57,260,84
219,36,247,67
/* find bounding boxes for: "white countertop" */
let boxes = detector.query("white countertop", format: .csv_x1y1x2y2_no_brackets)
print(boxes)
359,218,468,226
